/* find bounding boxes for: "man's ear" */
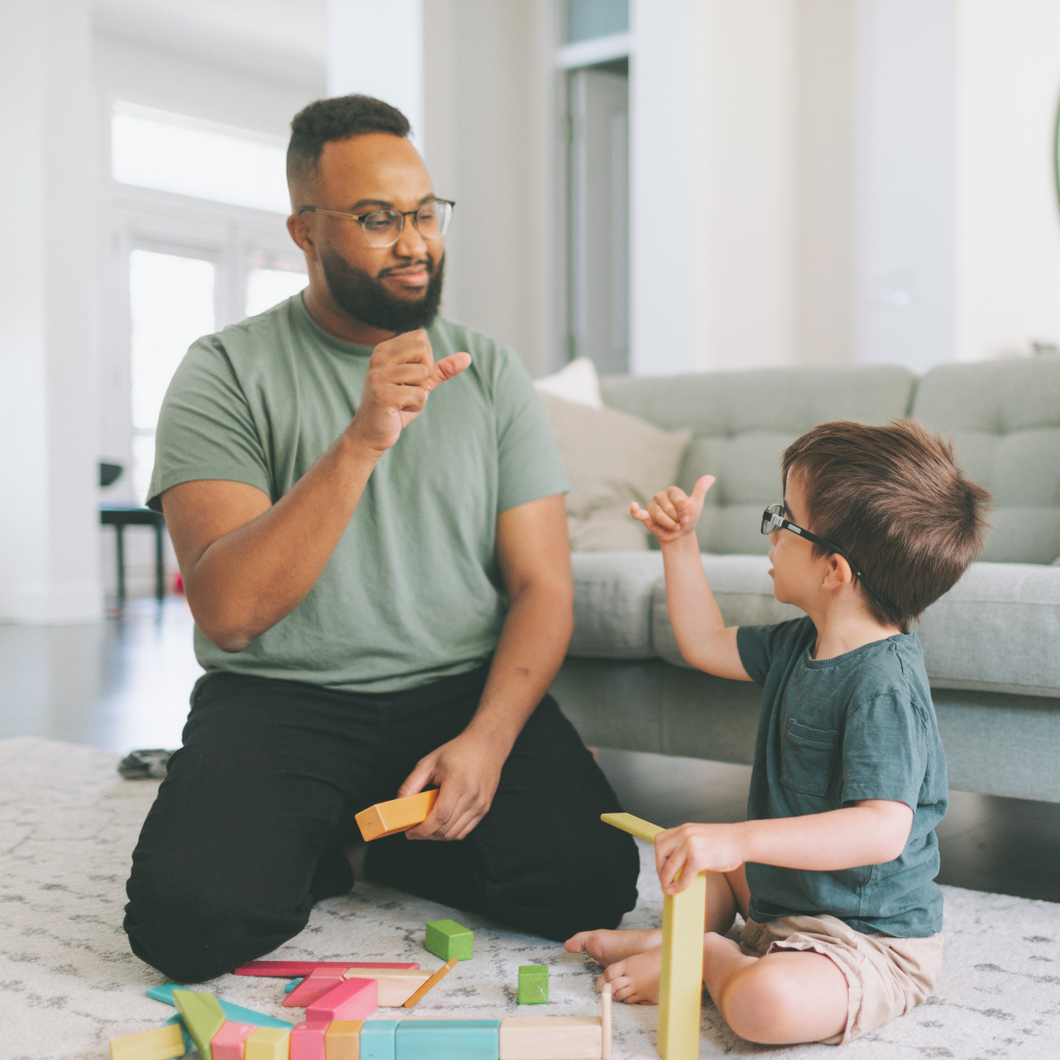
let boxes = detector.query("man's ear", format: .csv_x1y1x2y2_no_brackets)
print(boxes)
286,212,317,259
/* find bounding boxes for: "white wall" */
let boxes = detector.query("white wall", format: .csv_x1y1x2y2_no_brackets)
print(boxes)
955,0,1060,361
0,0,102,622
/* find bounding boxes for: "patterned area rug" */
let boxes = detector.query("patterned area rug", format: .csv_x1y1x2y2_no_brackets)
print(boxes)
1,736,1058,1059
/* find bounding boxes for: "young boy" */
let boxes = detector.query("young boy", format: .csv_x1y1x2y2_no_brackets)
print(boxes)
565,421,991,1045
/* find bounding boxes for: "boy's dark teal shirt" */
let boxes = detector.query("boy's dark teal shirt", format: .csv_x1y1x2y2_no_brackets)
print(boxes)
737,617,947,937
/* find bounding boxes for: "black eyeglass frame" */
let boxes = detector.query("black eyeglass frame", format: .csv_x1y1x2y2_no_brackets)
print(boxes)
297,199,456,248
760,503,897,614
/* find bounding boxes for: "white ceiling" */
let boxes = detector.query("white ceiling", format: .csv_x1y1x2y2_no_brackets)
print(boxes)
92,0,328,86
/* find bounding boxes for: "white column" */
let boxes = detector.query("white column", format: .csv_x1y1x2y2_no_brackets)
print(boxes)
328,0,425,156
853,0,956,369
0,0,102,623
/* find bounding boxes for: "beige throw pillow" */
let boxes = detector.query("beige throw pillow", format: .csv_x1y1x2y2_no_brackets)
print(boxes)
540,392,692,551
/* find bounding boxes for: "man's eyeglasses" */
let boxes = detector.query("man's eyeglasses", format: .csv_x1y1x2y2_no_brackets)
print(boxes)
297,198,455,248
761,503,897,613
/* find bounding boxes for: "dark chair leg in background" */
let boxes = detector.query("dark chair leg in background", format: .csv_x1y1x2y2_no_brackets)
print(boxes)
115,525,126,604
155,521,165,602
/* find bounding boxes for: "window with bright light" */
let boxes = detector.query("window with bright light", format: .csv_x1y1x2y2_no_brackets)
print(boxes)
129,249,217,502
112,102,291,215
246,266,307,318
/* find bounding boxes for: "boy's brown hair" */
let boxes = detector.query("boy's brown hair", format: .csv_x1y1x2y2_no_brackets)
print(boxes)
781,421,991,632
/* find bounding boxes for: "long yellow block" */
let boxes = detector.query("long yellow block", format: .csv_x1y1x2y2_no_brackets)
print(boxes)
355,790,439,840
244,1026,291,1060
109,1024,186,1060
599,812,664,843
658,872,707,1060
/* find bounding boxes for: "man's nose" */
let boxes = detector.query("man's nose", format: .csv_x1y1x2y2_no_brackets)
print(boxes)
394,215,430,258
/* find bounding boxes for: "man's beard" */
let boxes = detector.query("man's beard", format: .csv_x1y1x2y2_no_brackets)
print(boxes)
320,249,445,334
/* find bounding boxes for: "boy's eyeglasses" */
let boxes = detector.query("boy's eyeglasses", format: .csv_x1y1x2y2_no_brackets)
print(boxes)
297,198,455,248
761,503,897,614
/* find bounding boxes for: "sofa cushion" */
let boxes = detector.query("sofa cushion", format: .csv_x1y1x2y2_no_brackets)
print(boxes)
541,393,691,551
918,562,1060,698
652,555,802,667
912,355,1060,564
600,365,917,556
569,552,665,658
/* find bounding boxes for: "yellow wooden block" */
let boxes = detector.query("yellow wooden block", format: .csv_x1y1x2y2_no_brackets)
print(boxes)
355,789,439,840
323,1020,362,1060
109,1023,186,1060
341,966,432,1006
657,872,707,1060
498,1016,601,1059
244,1026,291,1060
599,812,664,843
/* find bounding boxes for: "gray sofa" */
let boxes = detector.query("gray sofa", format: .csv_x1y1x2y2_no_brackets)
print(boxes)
550,355,1060,803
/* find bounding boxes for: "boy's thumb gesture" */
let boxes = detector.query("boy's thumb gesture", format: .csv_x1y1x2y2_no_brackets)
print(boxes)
688,475,716,516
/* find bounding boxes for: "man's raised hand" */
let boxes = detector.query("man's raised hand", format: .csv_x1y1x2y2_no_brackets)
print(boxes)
349,329,472,453
631,474,715,545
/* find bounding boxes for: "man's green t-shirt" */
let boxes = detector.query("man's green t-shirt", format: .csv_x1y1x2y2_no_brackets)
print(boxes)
149,295,569,693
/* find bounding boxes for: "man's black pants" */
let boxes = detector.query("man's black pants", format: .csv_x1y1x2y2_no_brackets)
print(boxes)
123,665,640,983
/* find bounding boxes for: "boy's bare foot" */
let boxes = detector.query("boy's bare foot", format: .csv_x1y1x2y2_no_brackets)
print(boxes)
601,946,663,1005
563,928,663,967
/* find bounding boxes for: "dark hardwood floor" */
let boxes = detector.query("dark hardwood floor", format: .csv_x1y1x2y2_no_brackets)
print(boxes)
2,597,1058,904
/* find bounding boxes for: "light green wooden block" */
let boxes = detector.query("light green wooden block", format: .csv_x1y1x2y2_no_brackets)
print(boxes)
517,965,548,1004
171,989,225,1060
424,918,473,962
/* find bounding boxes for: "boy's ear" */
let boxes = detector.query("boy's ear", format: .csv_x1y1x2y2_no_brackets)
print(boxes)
822,552,855,591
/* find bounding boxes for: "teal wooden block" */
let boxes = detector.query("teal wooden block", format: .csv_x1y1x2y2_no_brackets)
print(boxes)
149,983,294,1028
517,965,549,1004
424,919,473,962
360,1019,400,1060
395,1019,499,1060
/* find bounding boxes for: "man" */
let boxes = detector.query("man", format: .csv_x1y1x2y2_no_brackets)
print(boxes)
123,95,639,984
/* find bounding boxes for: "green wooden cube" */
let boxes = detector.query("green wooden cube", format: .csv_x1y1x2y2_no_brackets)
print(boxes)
517,964,549,1004
425,918,474,962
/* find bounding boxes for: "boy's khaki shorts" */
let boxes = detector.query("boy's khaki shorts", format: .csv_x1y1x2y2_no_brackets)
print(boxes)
739,915,943,1045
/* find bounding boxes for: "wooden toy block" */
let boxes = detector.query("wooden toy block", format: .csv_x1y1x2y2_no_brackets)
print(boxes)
307,977,379,1023
235,961,419,977
160,1016,193,1053
147,984,294,1029
290,1021,328,1060
286,978,304,993
601,981,612,1060
355,789,439,840
395,1019,500,1060
108,1023,186,1060
516,965,548,1005
658,872,707,1060
322,1020,362,1060
424,918,474,961
402,957,457,1008
211,1022,257,1060
172,989,227,1060
244,1027,291,1060
340,967,432,1006
359,1020,399,1060
601,812,704,1060
498,1016,601,1060
599,812,664,843
283,968,347,1008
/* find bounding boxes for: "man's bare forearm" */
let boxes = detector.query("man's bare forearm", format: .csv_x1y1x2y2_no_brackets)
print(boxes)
462,576,574,756
176,430,382,651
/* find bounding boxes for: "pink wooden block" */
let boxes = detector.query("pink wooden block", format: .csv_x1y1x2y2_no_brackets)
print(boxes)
306,977,378,1023
283,968,346,1008
290,1022,328,1060
211,1021,257,1060
235,960,419,977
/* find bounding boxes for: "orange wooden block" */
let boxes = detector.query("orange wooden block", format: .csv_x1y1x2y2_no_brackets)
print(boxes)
355,789,439,840
403,958,458,1008
340,967,432,1006
323,1021,362,1060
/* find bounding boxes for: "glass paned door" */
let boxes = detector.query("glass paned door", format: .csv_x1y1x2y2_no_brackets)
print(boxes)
129,249,216,502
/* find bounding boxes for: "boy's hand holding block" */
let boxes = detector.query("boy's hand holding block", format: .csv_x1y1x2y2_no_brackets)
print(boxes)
355,789,439,840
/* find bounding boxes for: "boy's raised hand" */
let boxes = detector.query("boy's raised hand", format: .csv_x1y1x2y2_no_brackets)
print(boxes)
631,474,715,545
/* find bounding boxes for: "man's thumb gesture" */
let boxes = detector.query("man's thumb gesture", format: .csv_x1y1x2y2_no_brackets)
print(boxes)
425,351,472,393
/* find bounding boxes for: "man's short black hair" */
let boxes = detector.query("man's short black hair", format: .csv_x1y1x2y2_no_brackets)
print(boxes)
287,94,410,188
